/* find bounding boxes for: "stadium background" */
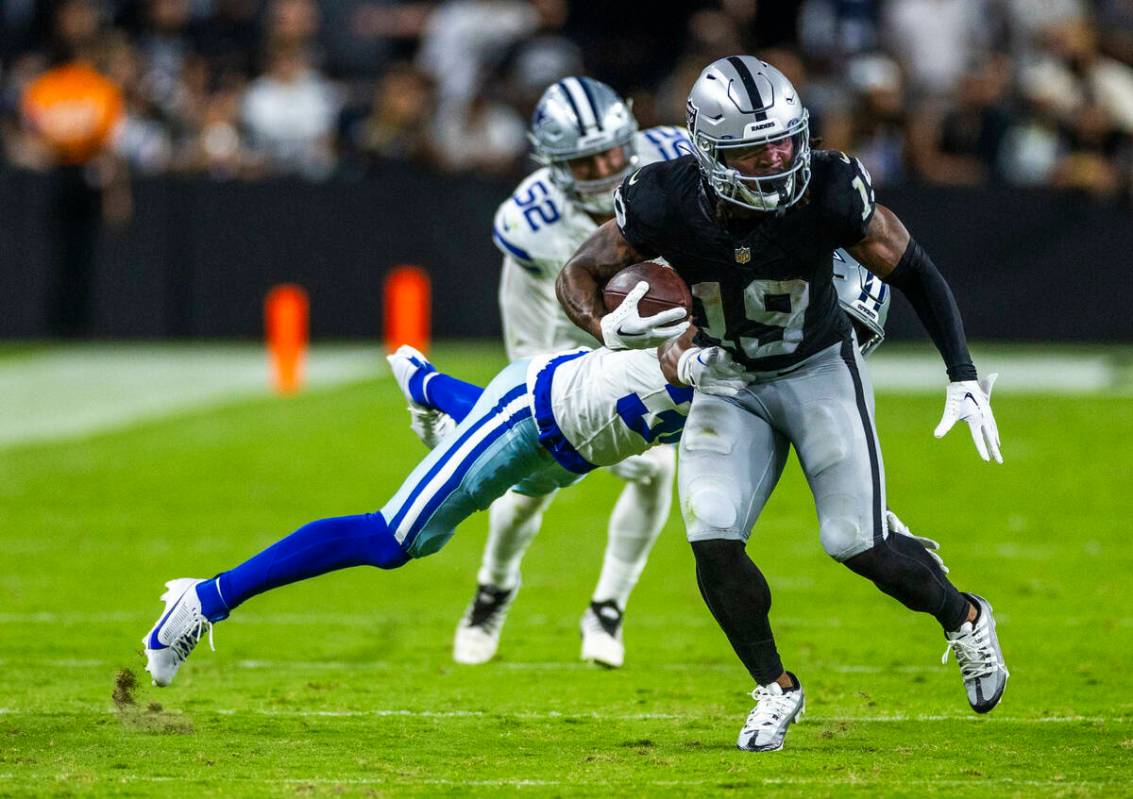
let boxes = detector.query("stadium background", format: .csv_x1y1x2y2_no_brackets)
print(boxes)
2,0,1132,340
2,1,1132,796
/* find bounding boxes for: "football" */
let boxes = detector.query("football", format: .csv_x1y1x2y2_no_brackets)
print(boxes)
603,261,692,318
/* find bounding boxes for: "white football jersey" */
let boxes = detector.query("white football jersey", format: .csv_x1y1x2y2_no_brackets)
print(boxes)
526,347,692,468
494,126,692,359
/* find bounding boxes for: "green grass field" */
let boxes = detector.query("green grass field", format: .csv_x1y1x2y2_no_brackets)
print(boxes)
2,342,1132,797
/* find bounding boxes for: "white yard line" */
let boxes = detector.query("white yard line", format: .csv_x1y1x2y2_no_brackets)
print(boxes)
0,344,382,449
0,707,1127,724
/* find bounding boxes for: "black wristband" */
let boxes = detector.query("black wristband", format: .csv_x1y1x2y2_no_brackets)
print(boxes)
885,238,977,382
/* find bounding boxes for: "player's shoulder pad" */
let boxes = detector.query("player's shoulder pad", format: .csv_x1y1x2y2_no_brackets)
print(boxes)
614,157,692,236
492,167,568,268
809,149,876,223
635,125,693,167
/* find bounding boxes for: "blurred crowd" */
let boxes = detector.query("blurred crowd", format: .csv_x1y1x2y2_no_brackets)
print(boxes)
3,0,1133,202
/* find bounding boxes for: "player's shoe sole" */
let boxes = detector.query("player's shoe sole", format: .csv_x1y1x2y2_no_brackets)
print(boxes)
386,346,454,448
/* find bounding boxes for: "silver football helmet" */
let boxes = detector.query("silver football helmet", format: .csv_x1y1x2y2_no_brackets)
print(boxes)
833,248,890,357
529,76,638,215
686,56,811,212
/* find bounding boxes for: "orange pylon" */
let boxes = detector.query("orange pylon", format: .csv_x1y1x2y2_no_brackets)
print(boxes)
265,284,309,395
384,265,431,354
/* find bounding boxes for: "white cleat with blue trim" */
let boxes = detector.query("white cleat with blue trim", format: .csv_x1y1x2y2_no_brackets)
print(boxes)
386,345,456,449
142,578,215,687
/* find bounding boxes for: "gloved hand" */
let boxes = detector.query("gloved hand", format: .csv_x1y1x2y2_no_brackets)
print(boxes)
601,281,690,350
886,510,948,573
934,373,1002,463
676,346,751,397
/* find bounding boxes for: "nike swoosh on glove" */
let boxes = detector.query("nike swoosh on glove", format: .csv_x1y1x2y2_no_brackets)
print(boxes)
600,281,690,350
934,373,1002,463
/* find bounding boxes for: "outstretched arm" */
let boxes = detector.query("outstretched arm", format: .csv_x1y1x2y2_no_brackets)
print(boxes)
847,204,1001,463
846,204,974,381
556,220,643,342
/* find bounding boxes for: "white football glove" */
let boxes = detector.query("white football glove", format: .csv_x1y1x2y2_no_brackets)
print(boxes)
676,346,751,397
605,453,660,485
934,373,1002,463
600,281,690,350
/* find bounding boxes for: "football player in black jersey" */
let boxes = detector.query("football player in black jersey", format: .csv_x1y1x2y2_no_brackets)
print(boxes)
555,56,1007,752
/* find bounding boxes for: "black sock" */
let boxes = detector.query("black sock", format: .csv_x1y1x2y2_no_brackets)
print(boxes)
843,533,969,632
691,539,784,685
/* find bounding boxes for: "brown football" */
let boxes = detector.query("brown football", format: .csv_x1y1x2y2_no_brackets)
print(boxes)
603,261,692,318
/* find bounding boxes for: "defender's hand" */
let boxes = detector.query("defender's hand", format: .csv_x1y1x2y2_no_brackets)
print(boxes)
934,373,1002,463
601,281,690,350
605,454,660,485
886,510,949,573
677,346,751,397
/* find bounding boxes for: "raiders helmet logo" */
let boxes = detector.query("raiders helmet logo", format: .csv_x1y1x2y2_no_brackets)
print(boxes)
735,246,751,264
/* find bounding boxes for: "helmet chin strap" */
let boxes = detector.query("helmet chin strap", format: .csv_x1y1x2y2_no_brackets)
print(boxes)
724,169,798,213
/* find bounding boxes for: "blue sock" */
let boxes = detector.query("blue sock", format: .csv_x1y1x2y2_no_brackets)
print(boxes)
195,513,409,622
421,372,484,423
406,360,436,406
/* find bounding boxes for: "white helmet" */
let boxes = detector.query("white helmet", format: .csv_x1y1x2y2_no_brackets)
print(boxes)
686,56,811,213
528,76,638,215
833,248,890,356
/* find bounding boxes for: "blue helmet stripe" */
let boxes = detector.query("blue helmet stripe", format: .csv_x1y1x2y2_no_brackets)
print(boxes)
556,80,587,134
577,77,604,131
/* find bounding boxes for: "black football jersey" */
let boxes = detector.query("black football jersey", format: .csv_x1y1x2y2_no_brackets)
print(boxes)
613,149,876,372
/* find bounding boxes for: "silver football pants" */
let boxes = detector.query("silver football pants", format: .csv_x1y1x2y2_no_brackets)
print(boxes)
678,337,887,561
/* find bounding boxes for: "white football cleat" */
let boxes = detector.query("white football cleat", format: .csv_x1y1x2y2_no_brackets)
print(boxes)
737,675,805,752
385,345,455,449
580,600,625,668
942,593,1009,713
453,583,518,664
142,578,215,687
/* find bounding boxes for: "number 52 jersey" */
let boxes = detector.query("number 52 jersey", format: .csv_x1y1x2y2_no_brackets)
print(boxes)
613,149,877,373
492,126,693,360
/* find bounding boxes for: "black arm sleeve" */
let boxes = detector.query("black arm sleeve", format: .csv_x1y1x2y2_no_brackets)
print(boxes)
883,238,977,382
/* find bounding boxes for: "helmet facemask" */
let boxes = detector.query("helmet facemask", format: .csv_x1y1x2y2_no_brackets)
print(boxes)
693,112,811,213
543,138,638,215
528,77,639,217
